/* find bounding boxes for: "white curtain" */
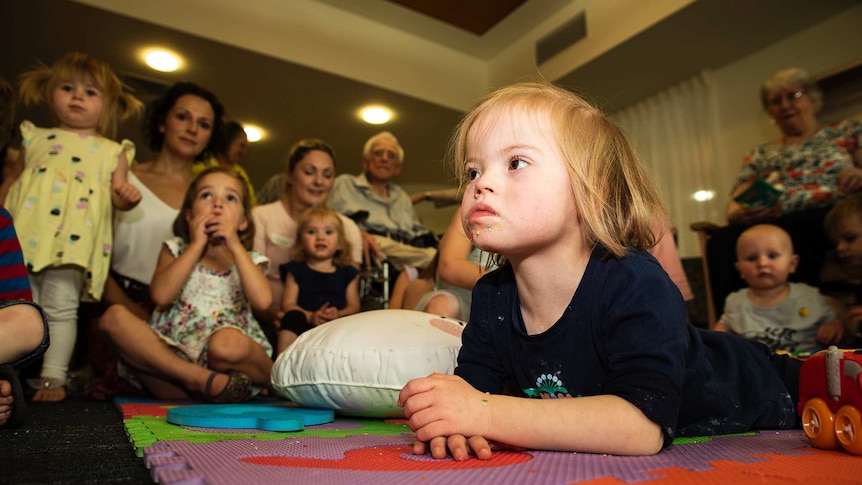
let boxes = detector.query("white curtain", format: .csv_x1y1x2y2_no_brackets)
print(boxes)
612,70,724,258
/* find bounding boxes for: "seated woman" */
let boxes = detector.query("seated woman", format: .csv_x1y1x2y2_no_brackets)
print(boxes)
707,67,862,314
251,139,363,335
98,82,229,399
106,82,224,320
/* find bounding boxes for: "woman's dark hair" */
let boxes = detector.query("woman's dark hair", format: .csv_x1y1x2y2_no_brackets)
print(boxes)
286,138,337,174
211,120,245,159
142,81,224,160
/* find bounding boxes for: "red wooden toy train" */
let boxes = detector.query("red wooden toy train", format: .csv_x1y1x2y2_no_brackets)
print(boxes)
798,346,862,455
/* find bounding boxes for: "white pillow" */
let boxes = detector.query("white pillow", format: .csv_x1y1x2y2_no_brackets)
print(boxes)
271,309,465,418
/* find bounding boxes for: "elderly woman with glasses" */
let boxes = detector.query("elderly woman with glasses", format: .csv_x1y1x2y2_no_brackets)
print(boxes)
706,67,862,318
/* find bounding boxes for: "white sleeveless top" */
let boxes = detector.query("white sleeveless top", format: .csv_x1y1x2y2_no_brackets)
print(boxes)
111,171,179,284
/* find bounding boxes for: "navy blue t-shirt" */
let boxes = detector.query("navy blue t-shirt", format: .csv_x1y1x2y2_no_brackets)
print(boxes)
280,261,360,310
455,248,798,446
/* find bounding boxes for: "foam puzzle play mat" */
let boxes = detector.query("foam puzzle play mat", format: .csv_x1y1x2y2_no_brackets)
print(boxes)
116,397,862,485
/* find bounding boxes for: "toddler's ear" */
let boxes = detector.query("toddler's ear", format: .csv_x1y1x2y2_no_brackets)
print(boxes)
239,217,249,233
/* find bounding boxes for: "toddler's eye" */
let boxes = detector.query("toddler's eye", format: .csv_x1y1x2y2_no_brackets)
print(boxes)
226,194,239,203
199,191,212,200
325,229,336,235
85,88,100,97
509,158,527,170
465,168,480,181
60,84,73,92
198,120,212,131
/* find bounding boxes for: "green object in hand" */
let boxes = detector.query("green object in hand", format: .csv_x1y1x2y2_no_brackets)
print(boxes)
733,178,783,208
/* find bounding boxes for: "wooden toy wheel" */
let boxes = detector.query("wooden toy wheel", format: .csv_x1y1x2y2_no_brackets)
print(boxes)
801,398,837,449
835,405,862,456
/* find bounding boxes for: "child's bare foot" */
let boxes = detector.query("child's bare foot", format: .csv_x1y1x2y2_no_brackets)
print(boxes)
0,364,26,428
28,377,67,402
0,379,13,426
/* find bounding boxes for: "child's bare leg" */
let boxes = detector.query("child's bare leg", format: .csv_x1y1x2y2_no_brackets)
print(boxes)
276,330,299,355
208,328,274,388
423,293,462,320
99,305,239,398
0,304,45,364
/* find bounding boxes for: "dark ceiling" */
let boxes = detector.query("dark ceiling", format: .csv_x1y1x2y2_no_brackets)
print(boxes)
387,0,527,35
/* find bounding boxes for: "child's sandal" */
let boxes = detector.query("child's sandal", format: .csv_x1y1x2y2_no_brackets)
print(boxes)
203,371,252,404
27,376,67,402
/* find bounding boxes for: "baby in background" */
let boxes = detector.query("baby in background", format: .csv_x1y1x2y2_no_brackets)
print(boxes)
278,206,360,353
825,193,862,341
714,223,844,353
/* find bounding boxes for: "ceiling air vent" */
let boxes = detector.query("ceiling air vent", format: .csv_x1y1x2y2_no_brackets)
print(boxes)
535,11,586,65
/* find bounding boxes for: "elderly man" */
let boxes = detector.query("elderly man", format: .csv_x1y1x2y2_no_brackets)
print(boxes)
328,131,436,270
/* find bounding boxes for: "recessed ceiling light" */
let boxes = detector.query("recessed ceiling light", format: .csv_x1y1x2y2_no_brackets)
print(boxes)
143,49,182,72
360,105,393,125
243,124,265,143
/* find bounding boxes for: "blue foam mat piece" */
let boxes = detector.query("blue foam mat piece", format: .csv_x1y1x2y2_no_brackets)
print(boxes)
167,404,335,431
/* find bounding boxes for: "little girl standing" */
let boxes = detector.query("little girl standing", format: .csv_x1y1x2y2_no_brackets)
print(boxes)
278,206,360,353
2,52,143,401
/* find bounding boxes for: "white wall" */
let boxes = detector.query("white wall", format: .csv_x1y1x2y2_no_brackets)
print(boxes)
487,0,692,88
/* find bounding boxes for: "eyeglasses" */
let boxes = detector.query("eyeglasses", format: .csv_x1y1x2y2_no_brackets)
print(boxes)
767,89,805,107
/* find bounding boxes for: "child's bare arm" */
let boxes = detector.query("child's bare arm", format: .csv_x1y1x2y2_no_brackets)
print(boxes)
338,275,361,317
230,246,272,312
712,321,732,333
150,244,203,306
281,273,312,321
110,151,141,210
399,374,664,458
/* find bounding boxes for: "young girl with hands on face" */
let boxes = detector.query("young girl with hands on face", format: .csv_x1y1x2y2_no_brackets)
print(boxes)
145,166,273,402
277,206,360,353
398,82,804,460
1,52,143,401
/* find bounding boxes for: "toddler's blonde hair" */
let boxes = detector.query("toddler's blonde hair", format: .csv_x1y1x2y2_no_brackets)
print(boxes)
18,52,143,139
448,81,664,259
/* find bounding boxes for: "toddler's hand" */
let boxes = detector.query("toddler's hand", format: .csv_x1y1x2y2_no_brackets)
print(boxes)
113,183,142,209
844,306,862,336
398,373,492,451
205,215,242,250
817,319,845,345
311,303,336,325
411,434,494,461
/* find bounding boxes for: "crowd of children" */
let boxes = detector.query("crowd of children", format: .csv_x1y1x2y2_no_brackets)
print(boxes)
2,52,861,461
